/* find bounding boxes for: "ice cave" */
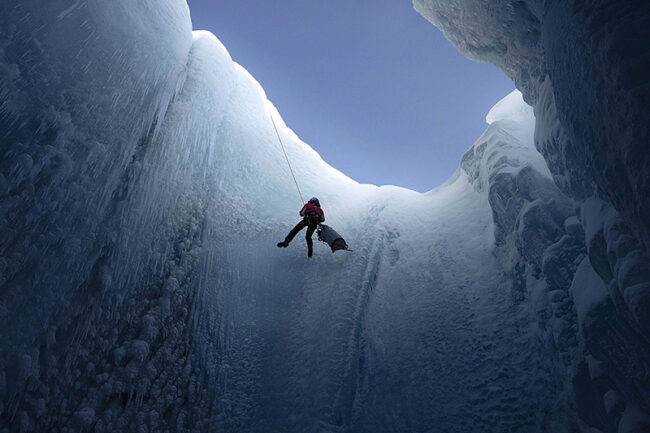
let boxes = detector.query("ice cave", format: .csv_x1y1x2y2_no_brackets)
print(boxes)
1,1,649,432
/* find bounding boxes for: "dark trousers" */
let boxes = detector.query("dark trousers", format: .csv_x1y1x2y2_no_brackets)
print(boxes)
285,216,319,252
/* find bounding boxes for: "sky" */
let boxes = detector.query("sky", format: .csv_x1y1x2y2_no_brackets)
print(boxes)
186,0,514,192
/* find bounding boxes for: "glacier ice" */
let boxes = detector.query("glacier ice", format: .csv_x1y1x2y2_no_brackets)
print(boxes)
416,1,650,431
1,0,649,432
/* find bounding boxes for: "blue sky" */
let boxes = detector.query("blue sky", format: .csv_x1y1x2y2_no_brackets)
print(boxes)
187,0,514,192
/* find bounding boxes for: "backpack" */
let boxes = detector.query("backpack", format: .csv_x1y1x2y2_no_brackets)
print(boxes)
300,202,322,218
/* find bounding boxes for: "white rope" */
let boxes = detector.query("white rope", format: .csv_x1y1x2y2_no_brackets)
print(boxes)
270,113,305,205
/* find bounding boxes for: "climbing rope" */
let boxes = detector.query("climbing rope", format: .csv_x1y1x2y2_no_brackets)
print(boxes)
270,112,304,205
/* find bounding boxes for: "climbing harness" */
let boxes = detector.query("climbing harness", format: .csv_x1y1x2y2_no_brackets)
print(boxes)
270,112,304,206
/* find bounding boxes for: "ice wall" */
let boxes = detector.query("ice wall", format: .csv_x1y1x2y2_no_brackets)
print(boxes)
1,0,646,432
0,1,370,430
415,0,650,431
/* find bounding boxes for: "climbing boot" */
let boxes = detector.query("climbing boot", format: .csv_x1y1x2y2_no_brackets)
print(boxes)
307,244,313,258
277,240,289,248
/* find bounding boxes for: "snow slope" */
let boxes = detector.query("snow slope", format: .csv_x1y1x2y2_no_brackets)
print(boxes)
1,1,646,432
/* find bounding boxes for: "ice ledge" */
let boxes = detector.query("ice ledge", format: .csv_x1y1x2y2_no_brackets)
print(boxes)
486,90,532,125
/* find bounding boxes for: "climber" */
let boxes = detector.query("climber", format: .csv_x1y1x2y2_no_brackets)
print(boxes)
277,197,325,258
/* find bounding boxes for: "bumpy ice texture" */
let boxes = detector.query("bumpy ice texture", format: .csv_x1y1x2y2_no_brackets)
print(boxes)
415,0,650,431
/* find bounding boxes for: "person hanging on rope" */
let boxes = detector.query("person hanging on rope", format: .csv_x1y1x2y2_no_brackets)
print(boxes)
277,197,325,258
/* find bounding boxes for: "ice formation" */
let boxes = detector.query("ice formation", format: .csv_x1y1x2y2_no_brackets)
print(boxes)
0,1,648,432
415,1,650,431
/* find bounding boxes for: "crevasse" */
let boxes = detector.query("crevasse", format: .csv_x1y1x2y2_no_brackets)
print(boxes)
1,1,648,432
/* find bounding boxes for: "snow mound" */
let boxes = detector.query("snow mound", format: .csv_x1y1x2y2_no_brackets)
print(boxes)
486,89,532,124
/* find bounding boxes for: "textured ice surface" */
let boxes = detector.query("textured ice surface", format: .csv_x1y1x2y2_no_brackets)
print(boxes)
415,0,650,254
1,0,648,432
416,1,650,431
570,257,609,330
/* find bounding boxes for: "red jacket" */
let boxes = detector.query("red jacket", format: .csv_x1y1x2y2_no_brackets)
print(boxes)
300,202,324,222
